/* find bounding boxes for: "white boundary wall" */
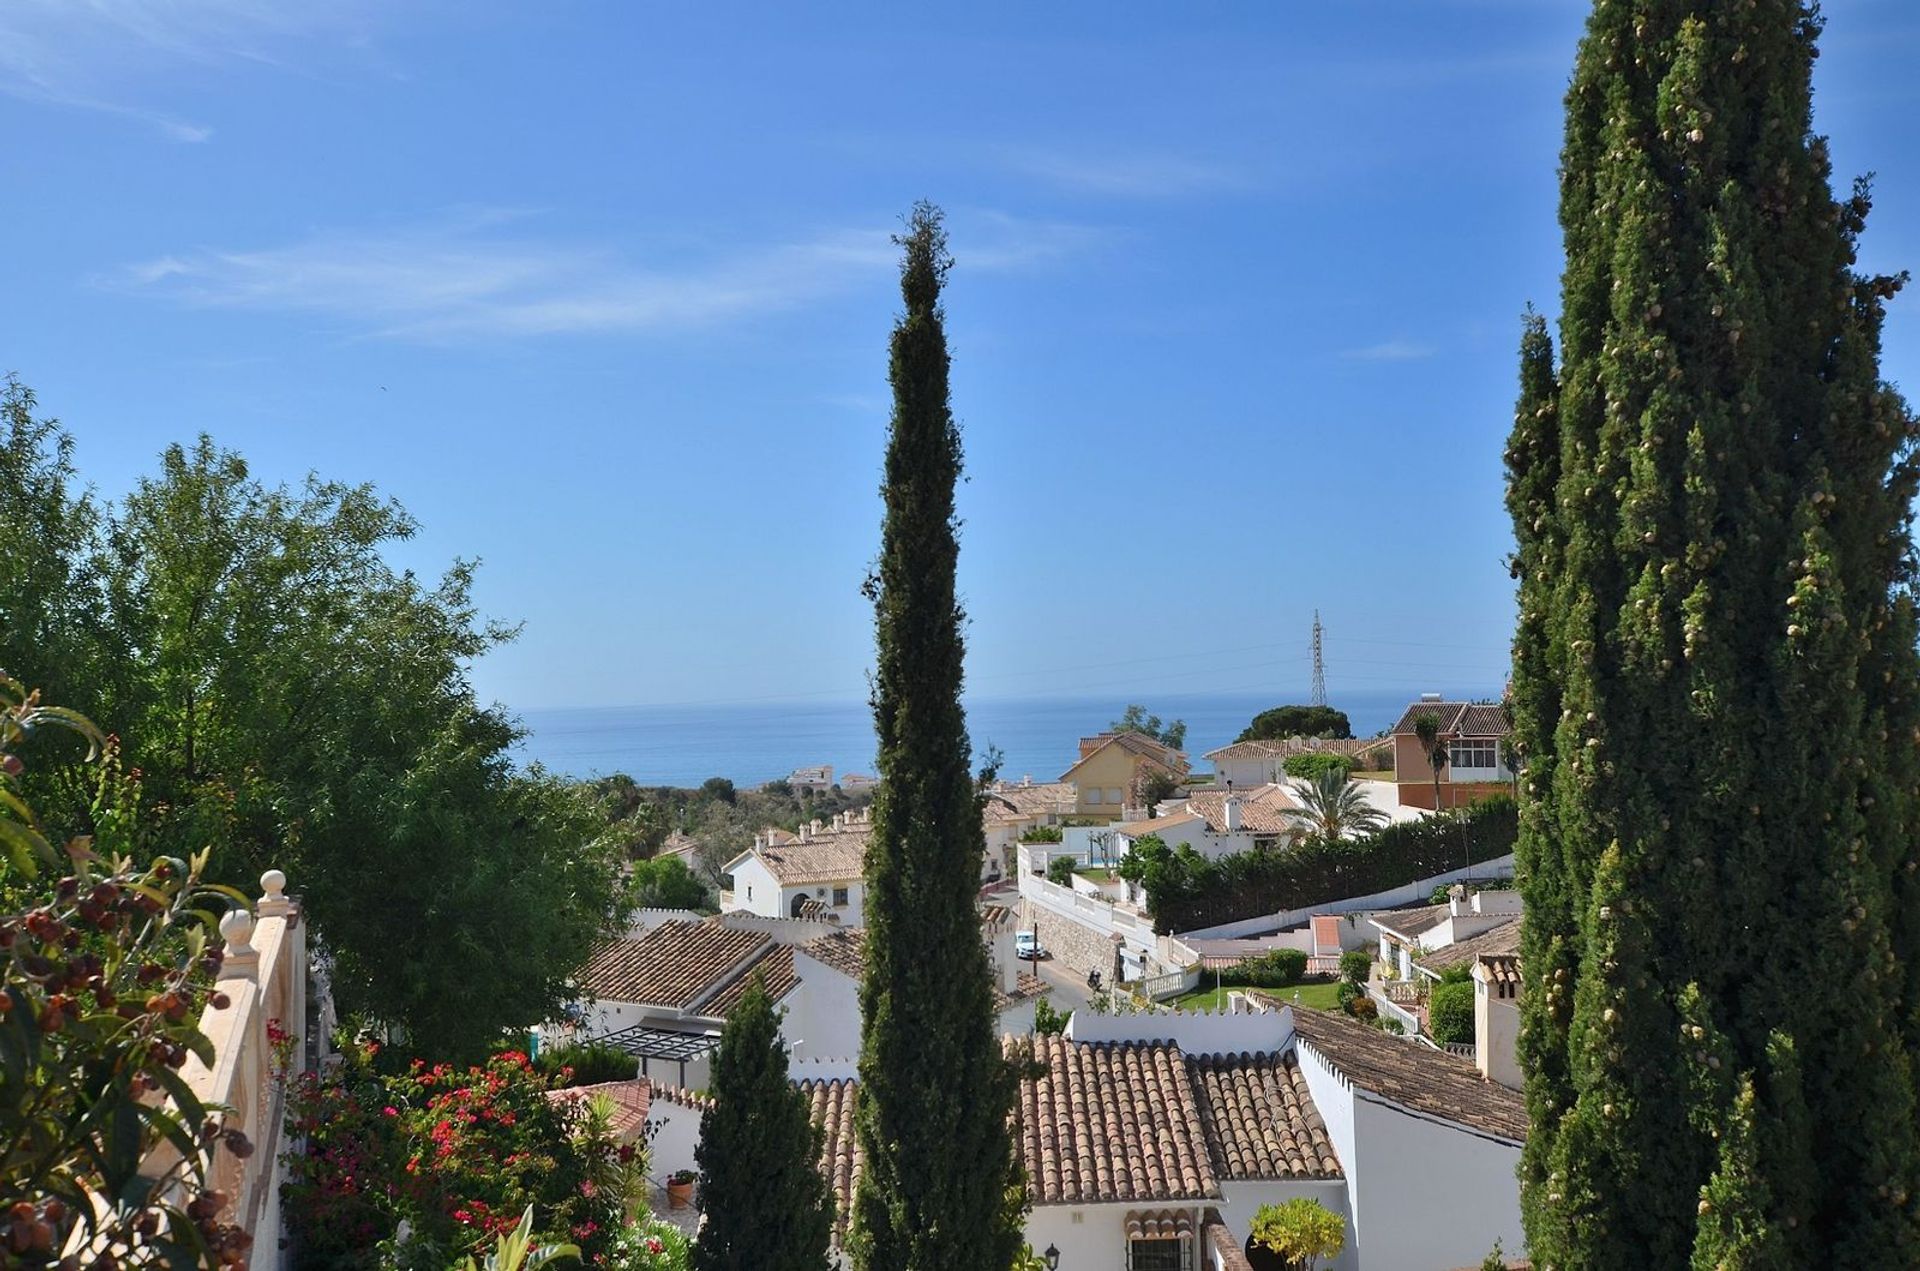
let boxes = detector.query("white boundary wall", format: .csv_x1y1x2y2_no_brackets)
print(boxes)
1178,854,1516,941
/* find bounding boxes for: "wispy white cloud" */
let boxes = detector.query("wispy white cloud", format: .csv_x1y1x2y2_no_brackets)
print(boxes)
0,0,375,140
1340,339,1439,362
992,145,1249,199
106,210,1107,341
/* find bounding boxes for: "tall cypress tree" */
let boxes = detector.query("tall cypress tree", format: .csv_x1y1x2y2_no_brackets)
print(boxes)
692,978,835,1271
1507,3,1920,1265
851,203,1022,1271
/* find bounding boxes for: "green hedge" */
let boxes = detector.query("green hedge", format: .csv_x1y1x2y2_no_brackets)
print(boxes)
534,1042,638,1088
1019,824,1064,843
1046,856,1077,886
1428,982,1476,1045
1214,948,1309,989
1121,796,1517,933
1282,753,1355,781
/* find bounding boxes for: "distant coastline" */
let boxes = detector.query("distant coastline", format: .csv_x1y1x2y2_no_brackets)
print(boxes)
512,688,1502,787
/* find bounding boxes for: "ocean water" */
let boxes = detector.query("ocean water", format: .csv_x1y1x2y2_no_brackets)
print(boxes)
513,688,1485,787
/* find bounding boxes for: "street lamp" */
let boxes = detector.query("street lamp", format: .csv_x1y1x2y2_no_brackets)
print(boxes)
1043,1245,1061,1270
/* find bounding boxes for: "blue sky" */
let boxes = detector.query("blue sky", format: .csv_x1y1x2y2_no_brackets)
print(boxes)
5,1,1917,714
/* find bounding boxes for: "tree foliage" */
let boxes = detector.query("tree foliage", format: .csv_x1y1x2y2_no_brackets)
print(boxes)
628,854,711,911
851,203,1022,1271
1109,704,1186,751
2,684,254,1267
1237,704,1353,742
1279,770,1388,843
0,418,631,1061
692,979,834,1271
1123,798,1517,932
1508,3,1920,1262
1428,981,1475,1046
1249,1197,1345,1270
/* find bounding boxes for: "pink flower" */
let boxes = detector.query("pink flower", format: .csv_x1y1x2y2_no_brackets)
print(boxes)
383,1106,398,1117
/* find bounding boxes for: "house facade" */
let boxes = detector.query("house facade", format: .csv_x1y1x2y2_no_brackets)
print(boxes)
1061,732,1189,819
1204,737,1381,791
723,811,870,924
1389,697,1514,810
1112,784,1301,862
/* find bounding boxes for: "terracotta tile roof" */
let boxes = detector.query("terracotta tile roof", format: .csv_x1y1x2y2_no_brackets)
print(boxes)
1124,1209,1195,1239
750,827,869,886
1417,918,1521,975
1189,1051,1342,1179
1477,953,1523,995
545,1079,650,1140
1203,1208,1255,1271
702,945,797,1017
979,902,1016,931
1391,700,1511,738
1115,810,1205,837
798,928,866,979
1019,1035,1217,1203
1369,904,1450,941
1290,1007,1529,1142
1062,732,1189,782
576,921,771,1009
1186,785,1300,835
1204,738,1373,762
986,781,1077,820
800,1078,860,1245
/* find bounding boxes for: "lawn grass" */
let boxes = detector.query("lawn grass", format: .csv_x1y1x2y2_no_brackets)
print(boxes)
1075,865,1117,882
1170,978,1347,1013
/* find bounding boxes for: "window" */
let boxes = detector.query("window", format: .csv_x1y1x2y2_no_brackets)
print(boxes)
1452,739,1499,771
1129,1239,1183,1271
1086,788,1103,805
1106,787,1124,805
832,886,849,906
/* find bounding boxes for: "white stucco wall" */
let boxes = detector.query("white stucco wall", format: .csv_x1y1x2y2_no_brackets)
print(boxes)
643,1097,703,1180
725,855,784,918
1348,1094,1524,1269
785,950,863,1061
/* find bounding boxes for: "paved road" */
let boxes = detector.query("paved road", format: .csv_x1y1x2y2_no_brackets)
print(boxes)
1029,954,1097,1009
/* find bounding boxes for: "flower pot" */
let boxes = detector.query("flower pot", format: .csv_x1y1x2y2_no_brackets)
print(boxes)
666,1179,694,1210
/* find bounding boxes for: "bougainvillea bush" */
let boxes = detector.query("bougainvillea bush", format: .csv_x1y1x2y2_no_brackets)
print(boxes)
282,1042,643,1269
606,1215,691,1271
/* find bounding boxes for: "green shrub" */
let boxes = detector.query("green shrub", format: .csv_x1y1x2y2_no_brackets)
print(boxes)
1046,856,1077,886
1339,950,1371,985
1131,795,1519,933
1335,979,1362,1012
1428,981,1476,1045
1377,1017,1406,1036
535,1042,637,1088
1283,752,1355,781
1347,994,1378,1021
1032,999,1071,1036
1019,824,1063,843
1217,947,1309,989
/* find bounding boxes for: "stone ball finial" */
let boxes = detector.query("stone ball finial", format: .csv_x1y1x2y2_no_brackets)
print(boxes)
261,869,287,902
219,906,257,956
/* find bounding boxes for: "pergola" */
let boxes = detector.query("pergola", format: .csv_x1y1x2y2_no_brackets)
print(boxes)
590,1023,723,1088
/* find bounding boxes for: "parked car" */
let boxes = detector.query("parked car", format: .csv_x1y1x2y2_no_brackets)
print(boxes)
1015,931,1047,961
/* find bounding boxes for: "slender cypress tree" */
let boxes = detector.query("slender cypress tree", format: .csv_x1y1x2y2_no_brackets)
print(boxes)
692,979,834,1271
1507,3,1920,1265
851,203,1022,1271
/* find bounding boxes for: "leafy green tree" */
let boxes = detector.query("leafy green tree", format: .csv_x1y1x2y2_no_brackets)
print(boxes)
693,979,834,1271
629,854,710,911
851,204,1021,1271
1427,981,1475,1046
1109,704,1186,751
1412,711,1447,811
1280,769,1388,843
1249,1198,1344,1270
1237,704,1353,742
1506,4,1920,1263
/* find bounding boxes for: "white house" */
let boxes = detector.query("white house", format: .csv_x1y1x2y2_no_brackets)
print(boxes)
983,779,1077,884
1369,887,1523,981
784,919,1048,1059
644,1004,1527,1269
549,918,798,1089
1203,738,1380,791
724,810,871,925
1113,784,1301,863
787,764,835,795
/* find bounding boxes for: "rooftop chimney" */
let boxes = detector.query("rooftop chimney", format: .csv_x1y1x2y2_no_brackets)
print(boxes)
1222,794,1244,833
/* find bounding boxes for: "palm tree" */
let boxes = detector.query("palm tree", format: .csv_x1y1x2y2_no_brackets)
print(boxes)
1413,712,1448,811
1281,770,1389,843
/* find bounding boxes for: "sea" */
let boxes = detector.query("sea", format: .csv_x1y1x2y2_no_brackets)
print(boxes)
513,688,1492,788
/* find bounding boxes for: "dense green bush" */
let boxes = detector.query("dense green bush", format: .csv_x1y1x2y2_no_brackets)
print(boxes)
1428,981,1476,1045
1339,950,1371,985
1216,947,1309,989
535,1042,637,1088
1046,856,1077,886
1282,753,1355,781
1121,796,1517,933
1019,825,1063,843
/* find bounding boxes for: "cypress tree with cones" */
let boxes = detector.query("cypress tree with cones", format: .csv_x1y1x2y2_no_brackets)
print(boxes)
850,203,1022,1270
1506,3,1920,1265
692,979,834,1271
